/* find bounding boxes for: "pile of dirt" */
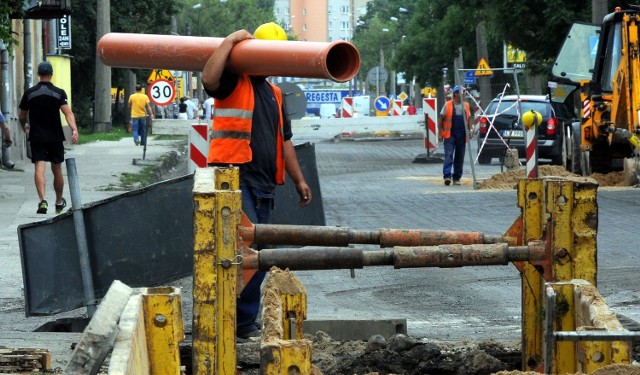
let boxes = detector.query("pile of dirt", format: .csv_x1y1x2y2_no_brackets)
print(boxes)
235,332,521,375
590,171,631,187
203,331,640,375
477,165,635,190
478,165,581,190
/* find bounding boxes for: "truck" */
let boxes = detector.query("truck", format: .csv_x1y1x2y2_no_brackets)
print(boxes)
551,6,640,180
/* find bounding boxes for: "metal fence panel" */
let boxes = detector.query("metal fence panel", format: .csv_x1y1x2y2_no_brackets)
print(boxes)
19,144,323,316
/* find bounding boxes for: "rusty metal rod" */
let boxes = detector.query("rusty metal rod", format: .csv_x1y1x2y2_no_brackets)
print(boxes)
97,33,360,82
246,243,545,271
392,243,545,268
249,224,503,248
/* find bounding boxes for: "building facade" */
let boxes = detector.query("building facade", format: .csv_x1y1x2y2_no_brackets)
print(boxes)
274,0,371,42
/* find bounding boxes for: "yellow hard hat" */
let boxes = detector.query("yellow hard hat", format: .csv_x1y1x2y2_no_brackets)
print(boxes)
522,110,542,129
254,22,287,41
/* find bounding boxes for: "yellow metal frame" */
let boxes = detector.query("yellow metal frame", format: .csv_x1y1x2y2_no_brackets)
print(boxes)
192,167,241,375
143,287,185,375
547,280,631,373
510,178,598,371
261,268,312,374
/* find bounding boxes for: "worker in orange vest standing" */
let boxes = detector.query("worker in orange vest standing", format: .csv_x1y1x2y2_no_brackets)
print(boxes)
438,85,472,185
202,23,312,341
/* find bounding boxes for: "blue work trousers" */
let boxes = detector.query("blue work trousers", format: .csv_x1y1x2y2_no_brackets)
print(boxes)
131,117,147,145
443,136,466,181
236,185,274,336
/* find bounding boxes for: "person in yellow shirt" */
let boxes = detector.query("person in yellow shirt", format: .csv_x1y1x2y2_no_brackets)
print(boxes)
128,84,153,146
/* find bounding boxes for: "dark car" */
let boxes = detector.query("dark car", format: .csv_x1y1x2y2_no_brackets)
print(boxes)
476,95,572,166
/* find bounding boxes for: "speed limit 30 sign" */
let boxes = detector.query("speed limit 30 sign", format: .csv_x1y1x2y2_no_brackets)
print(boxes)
148,79,176,107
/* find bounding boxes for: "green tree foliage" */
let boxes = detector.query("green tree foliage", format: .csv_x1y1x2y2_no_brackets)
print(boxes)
0,1,23,49
67,0,178,128
177,0,276,38
352,0,614,90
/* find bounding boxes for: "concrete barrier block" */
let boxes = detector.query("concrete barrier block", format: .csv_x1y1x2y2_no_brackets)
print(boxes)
64,280,134,374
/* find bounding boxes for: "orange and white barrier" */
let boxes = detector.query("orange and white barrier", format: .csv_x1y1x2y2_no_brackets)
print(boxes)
423,98,438,151
392,100,403,116
189,124,209,174
341,97,354,118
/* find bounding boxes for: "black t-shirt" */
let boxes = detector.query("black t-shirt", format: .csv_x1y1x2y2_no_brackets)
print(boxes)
179,103,188,113
205,73,292,193
19,82,68,142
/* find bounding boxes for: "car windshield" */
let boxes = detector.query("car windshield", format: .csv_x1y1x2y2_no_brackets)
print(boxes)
486,100,550,118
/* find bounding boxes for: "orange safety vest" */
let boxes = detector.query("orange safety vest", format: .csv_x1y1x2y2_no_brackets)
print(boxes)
442,100,471,139
207,75,286,184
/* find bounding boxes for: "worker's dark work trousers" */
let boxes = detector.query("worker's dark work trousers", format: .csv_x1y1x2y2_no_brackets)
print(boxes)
236,185,273,336
442,113,466,181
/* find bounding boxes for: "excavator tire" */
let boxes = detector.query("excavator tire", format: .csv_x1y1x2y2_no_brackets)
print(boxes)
623,157,640,186
569,123,583,175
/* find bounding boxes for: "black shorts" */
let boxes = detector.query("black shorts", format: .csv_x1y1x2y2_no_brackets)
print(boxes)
30,141,65,164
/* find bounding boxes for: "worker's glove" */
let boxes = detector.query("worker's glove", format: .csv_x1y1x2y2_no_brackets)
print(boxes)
2,139,11,148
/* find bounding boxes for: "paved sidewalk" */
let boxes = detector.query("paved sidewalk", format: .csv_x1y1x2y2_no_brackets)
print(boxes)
0,136,185,366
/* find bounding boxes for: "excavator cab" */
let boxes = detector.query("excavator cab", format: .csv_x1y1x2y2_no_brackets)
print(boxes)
552,9,640,178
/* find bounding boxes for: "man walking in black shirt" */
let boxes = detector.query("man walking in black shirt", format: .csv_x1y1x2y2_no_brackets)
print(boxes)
19,61,79,214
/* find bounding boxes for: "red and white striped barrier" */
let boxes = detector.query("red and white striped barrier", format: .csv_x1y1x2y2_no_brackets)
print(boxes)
423,98,438,151
474,106,482,130
392,100,403,116
526,125,537,179
189,123,209,174
522,111,541,179
341,97,354,118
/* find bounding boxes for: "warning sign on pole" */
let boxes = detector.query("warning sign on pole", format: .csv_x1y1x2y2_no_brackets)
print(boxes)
475,58,494,77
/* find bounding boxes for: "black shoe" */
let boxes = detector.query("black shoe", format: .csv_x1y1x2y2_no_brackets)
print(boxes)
55,198,67,214
37,200,48,214
237,329,261,343
444,178,451,186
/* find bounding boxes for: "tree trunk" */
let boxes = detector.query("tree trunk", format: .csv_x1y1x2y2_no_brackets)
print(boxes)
592,0,608,24
124,70,135,126
475,22,491,109
93,0,111,132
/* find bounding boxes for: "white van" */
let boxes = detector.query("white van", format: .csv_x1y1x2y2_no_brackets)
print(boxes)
319,103,337,119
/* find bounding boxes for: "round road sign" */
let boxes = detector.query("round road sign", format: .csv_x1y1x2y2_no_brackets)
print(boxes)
374,96,390,112
148,79,176,107
367,66,388,86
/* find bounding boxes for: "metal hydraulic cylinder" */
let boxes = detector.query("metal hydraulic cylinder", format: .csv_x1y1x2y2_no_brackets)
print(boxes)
97,33,360,82
244,224,503,248
246,243,544,271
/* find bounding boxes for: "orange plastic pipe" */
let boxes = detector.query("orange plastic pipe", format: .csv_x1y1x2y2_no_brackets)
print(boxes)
97,33,361,83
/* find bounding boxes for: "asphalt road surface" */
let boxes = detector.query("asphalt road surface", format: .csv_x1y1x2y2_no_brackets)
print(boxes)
294,135,640,342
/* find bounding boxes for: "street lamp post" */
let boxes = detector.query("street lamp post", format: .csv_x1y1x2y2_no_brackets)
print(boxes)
193,3,203,103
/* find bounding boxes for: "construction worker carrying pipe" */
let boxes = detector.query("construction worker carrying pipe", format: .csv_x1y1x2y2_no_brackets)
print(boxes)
201,22,312,341
438,85,472,185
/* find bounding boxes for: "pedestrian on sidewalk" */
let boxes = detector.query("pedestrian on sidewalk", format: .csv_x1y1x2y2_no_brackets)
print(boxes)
438,85,472,186
19,61,79,214
1,111,12,147
128,84,153,146
202,22,312,341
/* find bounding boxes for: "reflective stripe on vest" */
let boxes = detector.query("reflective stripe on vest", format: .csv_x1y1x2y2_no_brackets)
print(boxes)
207,75,287,184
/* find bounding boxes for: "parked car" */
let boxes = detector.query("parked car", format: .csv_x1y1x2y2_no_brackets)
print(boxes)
475,95,573,166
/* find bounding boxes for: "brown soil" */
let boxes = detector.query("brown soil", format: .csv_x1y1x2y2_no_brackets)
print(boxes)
198,331,640,375
477,165,633,190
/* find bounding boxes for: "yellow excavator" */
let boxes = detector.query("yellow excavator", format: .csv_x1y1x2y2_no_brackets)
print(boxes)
551,6,640,183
